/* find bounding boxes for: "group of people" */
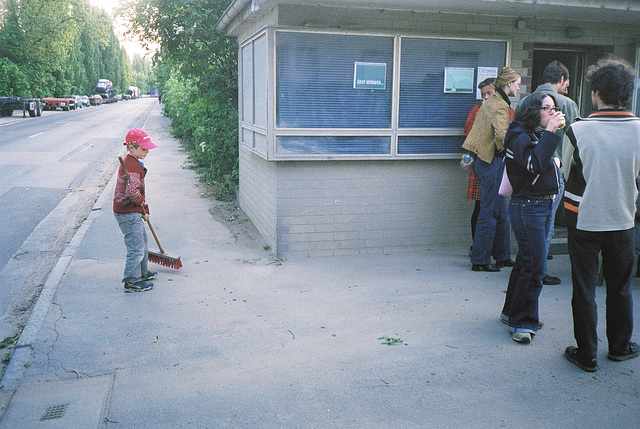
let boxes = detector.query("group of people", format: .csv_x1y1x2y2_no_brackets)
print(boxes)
461,59,640,371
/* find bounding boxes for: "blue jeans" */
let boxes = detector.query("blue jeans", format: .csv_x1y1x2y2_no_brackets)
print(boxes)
502,198,552,334
544,171,564,274
115,212,149,283
470,156,511,265
568,227,634,360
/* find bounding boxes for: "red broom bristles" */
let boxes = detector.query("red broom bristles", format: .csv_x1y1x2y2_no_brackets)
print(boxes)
148,251,183,270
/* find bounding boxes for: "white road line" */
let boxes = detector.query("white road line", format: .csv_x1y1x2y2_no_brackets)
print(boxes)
29,132,45,138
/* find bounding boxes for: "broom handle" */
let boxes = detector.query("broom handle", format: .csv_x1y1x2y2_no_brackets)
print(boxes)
118,156,166,254
140,205,166,254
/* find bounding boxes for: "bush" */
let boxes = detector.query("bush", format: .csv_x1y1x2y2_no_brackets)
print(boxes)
161,70,239,201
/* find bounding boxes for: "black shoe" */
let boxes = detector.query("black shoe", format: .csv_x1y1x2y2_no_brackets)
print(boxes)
608,341,640,362
472,264,500,272
124,280,153,293
141,271,158,281
542,275,561,285
547,254,553,260
495,259,515,268
564,346,597,372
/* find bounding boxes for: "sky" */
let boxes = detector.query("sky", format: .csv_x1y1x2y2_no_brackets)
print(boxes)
90,0,155,59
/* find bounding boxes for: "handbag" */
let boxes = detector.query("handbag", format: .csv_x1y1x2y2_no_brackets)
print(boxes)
498,164,512,197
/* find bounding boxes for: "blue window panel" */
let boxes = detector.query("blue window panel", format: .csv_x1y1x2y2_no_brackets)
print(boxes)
277,136,390,155
276,32,393,128
399,38,507,128
398,135,465,154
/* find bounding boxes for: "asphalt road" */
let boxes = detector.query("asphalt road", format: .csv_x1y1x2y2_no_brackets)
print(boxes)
0,97,160,355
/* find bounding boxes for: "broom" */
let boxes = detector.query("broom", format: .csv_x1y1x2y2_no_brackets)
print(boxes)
140,205,183,269
118,156,183,270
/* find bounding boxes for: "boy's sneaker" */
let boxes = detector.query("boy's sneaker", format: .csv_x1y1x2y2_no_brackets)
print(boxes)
124,280,153,293
140,271,157,281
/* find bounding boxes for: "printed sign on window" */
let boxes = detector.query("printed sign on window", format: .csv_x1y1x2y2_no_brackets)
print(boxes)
353,62,387,90
443,67,475,93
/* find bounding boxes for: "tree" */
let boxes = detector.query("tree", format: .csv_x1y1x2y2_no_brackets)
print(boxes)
0,57,29,96
131,53,154,94
0,0,134,96
120,0,237,100
0,0,78,95
120,0,239,197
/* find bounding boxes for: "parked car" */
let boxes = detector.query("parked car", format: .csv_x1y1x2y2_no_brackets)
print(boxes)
89,95,103,106
42,97,76,111
116,94,123,102
64,95,82,109
79,95,90,108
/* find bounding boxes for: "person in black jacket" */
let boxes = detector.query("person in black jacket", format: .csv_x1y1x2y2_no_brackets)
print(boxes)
499,91,565,344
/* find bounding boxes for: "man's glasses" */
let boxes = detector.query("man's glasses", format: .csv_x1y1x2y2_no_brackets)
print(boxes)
541,106,561,112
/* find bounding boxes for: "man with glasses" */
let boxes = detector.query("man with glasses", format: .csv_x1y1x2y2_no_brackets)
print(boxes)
563,59,640,371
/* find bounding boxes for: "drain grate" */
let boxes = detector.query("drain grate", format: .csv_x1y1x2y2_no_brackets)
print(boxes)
549,242,568,255
40,404,69,421
0,374,114,428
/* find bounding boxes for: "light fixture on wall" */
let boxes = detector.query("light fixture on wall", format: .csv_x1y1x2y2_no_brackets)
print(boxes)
515,19,526,30
565,26,584,39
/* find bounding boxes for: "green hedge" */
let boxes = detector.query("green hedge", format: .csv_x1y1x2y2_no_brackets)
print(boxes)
161,71,238,201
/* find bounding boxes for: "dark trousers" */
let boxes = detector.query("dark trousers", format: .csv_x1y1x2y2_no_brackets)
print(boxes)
567,227,635,359
471,200,481,239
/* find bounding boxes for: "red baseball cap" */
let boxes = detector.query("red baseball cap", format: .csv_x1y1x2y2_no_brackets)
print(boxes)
124,128,157,149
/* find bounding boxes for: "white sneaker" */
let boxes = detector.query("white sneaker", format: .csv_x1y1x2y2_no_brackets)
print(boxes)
512,332,531,344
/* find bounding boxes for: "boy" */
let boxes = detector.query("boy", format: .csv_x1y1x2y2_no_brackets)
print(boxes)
113,128,158,293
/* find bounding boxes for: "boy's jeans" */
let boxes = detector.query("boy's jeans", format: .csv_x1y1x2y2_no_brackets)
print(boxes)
115,212,149,283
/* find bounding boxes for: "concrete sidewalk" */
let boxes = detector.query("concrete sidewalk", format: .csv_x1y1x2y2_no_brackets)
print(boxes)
1,103,638,428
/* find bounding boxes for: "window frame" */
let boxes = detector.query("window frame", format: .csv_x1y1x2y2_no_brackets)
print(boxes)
239,27,511,161
240,30,269,157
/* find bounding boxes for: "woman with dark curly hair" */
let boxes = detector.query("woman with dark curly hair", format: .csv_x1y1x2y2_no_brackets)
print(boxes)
499,91,566,344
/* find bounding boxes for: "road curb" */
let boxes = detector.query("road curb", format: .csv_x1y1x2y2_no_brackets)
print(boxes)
0,171,117,392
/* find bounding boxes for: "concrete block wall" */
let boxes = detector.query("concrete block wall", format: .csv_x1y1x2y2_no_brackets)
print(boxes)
238,146,277,247
273,160,470,257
